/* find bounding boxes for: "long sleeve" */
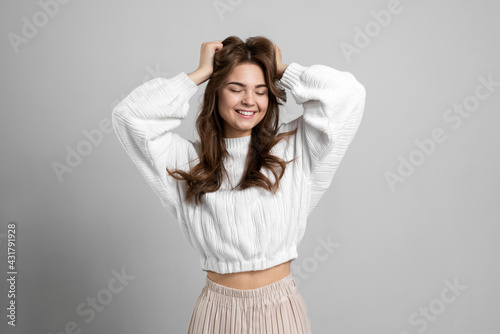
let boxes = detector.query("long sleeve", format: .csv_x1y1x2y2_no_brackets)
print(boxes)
278,62,366,217
111,72,199,220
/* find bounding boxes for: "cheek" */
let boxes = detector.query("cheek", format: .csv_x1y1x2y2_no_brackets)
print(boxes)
218,95,234,115
260,100,269,113
222,96,240,110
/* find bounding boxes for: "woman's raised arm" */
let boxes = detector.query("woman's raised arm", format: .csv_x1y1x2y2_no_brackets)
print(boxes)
111,72,198,220
278,60,366,217
112,41,224,220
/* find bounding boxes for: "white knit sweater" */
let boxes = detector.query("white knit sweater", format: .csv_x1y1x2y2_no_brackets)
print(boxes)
112,62,366,274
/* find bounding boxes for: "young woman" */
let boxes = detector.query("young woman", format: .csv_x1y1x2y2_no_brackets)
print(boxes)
112,35,366,333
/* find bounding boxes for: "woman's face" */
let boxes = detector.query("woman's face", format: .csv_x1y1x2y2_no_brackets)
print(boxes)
217,63,269,138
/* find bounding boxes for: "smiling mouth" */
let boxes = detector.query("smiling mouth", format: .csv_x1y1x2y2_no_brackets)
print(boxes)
235,109,257,115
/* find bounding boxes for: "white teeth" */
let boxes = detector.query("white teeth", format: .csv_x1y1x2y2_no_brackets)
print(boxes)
236,110,255,116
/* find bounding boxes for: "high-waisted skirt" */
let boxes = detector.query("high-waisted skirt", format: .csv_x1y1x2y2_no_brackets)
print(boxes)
187,272,312,334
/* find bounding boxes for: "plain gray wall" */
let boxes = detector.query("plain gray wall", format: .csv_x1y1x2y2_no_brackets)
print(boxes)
1,0,499,333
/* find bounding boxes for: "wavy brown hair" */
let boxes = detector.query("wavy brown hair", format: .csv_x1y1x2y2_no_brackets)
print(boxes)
166,35,298,206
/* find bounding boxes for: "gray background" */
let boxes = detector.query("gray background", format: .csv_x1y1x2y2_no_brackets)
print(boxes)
1,0,499,333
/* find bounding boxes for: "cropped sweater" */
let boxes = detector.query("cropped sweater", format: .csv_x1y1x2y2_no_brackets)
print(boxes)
111,62,366,274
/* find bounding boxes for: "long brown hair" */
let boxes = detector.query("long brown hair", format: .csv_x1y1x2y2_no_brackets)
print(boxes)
167,35,298,206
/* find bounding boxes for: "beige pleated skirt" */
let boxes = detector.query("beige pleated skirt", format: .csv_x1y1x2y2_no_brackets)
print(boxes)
187,272,312,334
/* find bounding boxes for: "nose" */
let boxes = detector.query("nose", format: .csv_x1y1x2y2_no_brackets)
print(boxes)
241,91,255,106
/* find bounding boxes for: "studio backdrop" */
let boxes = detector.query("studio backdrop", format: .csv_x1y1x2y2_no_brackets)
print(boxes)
1,0,499,333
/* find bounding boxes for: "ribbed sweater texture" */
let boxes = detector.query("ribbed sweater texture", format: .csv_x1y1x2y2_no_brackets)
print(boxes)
112,62,366,274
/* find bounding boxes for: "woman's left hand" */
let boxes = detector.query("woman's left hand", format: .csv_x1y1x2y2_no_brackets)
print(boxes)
273,43,288,79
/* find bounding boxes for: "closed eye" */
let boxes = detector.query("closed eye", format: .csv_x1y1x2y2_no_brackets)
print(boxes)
230,89,266,96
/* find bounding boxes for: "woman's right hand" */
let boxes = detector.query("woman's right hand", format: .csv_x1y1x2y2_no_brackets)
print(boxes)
198,40,224,74
188,40,224,86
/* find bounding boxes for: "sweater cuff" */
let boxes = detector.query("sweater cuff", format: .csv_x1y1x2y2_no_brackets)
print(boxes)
166,71,199,100
279,62,307,91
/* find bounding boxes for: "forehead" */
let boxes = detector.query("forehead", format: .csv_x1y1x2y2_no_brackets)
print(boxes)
225,63,265,83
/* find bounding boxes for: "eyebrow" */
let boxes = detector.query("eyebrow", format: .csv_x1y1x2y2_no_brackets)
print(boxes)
226,82,268,88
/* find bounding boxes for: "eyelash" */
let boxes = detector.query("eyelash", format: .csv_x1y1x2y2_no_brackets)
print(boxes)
230,89,266,96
